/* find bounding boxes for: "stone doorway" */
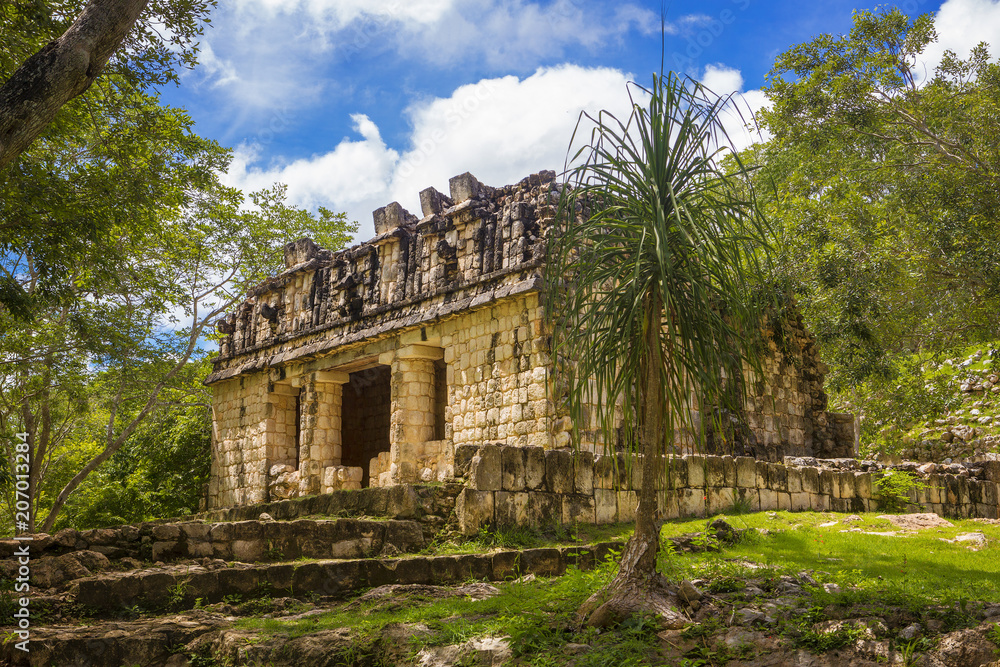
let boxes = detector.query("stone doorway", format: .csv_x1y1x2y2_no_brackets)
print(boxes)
341,364,391,487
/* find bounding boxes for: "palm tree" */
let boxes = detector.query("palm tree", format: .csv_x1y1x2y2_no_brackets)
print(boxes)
548,71,773,625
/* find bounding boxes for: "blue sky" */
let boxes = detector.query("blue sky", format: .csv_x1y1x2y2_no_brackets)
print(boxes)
159,0,1000,244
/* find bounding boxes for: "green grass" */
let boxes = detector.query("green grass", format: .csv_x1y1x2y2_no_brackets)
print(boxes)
227,510,999,664
656,511,1000,607
423,522,633,556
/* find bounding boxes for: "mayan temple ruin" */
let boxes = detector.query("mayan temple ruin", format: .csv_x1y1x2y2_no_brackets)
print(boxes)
205,170,856,511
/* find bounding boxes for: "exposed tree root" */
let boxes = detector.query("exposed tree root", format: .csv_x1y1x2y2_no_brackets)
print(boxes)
576,534,687,630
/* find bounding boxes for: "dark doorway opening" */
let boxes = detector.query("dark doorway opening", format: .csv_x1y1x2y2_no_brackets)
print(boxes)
341,364,391,487
434,359,447,441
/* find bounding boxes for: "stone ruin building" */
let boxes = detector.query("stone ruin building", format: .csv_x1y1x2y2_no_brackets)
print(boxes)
205,170,856,510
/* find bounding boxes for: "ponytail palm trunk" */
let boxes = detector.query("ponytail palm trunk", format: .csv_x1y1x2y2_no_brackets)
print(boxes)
549,72,772,625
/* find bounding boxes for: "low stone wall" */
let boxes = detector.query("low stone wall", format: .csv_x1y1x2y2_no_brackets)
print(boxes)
454,444,1000,535
74,541,622,612
0,518,426,568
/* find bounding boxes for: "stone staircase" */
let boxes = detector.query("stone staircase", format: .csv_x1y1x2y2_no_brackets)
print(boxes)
0,483,621,666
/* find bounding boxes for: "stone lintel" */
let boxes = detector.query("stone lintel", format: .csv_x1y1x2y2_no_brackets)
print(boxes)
313,370,350,384
269,382,299,396
396,344,445,361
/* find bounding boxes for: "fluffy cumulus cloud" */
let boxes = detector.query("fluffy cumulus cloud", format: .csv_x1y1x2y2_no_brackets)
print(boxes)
919,0,1000,74
223,114,398,215
223,65,635,243
699,64,771,151
194,0,659,114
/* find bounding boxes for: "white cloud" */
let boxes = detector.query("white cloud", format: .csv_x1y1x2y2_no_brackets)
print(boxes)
919,0,1000,75
194,0,663,111
223,65,635,243
222,113,399,219
699,65,771,151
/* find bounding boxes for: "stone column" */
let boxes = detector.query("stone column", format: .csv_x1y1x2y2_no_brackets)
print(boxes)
382,345,444,482
297,370,349,496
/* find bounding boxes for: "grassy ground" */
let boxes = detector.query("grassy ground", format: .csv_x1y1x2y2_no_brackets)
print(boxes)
231,510,1000,665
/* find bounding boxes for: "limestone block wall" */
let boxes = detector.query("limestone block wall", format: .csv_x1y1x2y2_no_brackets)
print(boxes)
443,292,552,451
454,444,1000,535
739,308,841,459
209,374,273,508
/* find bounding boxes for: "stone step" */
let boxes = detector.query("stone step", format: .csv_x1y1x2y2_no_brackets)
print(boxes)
192,483,463,524
72,541,621,614
0,517,427,592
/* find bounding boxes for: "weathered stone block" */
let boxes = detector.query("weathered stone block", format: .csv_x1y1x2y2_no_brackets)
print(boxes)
776,492,792,511
527,492,560,529
152,525,180,541
768,463,788,492
735,456,756,489
686,455,705,488
759,488,778,511
677,488,706,517
616,491,637,522
151,541,181,561
545,449,574,494
372,201,413,234
594,455,616,490
575,451,595,495
669,457,688,489
789,491,809,512
735,487,758,512
706,456,726,487
837,471,856,499
786,467,803,494
494,491,529,526
818,470,835,497
660,489,680,520
593,489,617,525
525,446,546,490
925,479,942,505
706,487,734,515
519,548,563,577
470,446,502,491
491,550,522,580
801,466,820,495
501,446,526,491
755,461,769,489
562,495,596,525
449,172,483,203
456,489,495,536
419,186,453,216
722,456,737,487
454,444,480,478
232,539,266,562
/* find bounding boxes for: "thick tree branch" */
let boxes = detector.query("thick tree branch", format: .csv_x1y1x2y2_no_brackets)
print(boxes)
0,0,150,170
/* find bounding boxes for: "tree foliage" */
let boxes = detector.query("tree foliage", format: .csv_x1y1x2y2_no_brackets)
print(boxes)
0,0,216,313
0,0,214,170
0,2,358,532
752,8,1000,389
550,72,772,624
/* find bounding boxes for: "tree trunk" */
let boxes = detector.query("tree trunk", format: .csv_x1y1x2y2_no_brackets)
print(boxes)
0,0,150,170
580,289,684,628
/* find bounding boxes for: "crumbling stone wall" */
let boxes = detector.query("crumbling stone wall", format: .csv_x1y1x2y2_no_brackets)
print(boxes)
206,170,855,509
454,444,1000,535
